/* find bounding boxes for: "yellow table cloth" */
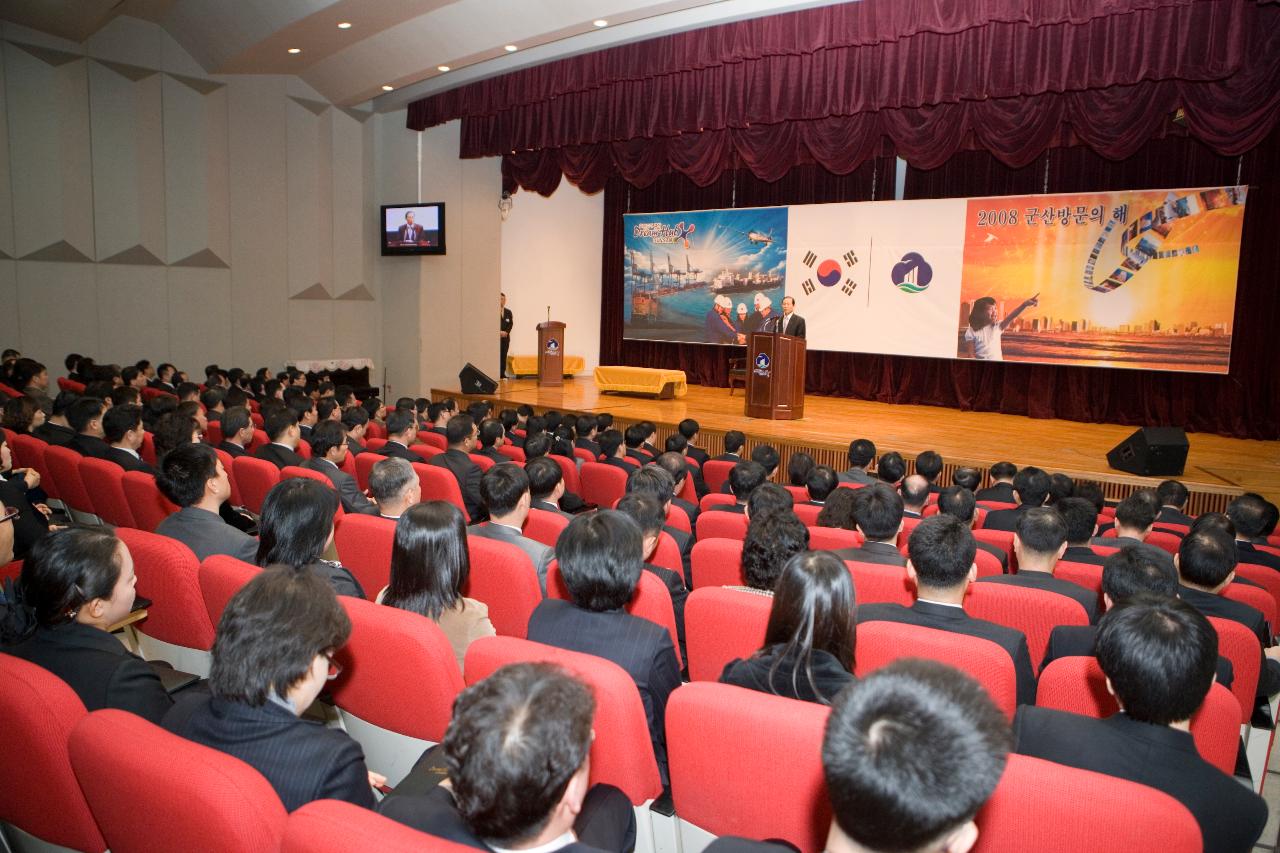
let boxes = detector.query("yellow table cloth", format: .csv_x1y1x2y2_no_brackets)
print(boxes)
593,366,688,397
507,355,586,377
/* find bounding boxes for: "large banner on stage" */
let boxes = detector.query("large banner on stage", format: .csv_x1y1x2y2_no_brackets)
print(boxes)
622,186,1246,374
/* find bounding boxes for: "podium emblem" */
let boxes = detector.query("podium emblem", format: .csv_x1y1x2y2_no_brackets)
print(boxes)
753,352,772,378
545,338,560,355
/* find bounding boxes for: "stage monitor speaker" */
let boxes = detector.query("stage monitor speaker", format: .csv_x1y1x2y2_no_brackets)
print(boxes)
458,363,498,395
1106,427,1188,477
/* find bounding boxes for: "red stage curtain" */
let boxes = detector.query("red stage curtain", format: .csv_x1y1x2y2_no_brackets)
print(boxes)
599,128,1280,440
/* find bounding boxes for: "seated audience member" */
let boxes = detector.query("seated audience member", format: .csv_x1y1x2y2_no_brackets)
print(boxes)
617,493,689,656
379,409,422,463
876,451,905,486
2,396,45,436
736,510,809,594
83,379,116,406
379,501,495,671
1057,496,1109,566
858,516,1036,707
13,358,51,414
163,567,379,810
713,430,747,462
936,486,1008,571
1014,596,1266,852
426,401,451,436
289,395,319,441
468,464,553,593
315,398,339,425
156,443,259,563
219,406,255,458
143,394,177,432
749,444,781,482
981,466,1051,531
838,438,876,485
638,420,660,457
109,385,141,407
805,465,838,506
787,451,816,488
1155,479,1194,526
362,396,386,425
524,435,587,514
663,433,708,497
201,388,226,423
174,381,200,404
977,507,1098,622
915,450,944,494
176,399,208,433
1092,490,1157,547
721,551,855,704
952,466,981,492
153,411,200,460
831,483,907,566
428,414,486,524
711,461,767,513
475,418,509,464
678,418,709,467
1226,493,1280,571
527,456,571,518
652,451,701,525
102,403,152,473
253,408,303,469
303,420,377,515
67,396,110,459
597,429,631,473
256,479,364,598
498,409,521,447
574,414,602,459
899,474,930,519
627,464,694,578
1176,529,1280,698
0,434,51,559
367,457,421,520
341,405,370,455
975,462,1018,503
378,663,636,851
1047,473,1074,506
1,527,172,722
623,424,653,465
746,482,793,520
816,486,858,530
1072,480,1106,514
527,511,681,785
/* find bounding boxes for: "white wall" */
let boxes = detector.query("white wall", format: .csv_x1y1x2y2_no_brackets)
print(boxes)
499,185,605,373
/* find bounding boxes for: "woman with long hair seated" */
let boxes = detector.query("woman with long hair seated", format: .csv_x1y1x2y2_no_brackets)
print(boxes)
1,526,173,722
378,501,495,670
257,478,365,599
720,551,856,704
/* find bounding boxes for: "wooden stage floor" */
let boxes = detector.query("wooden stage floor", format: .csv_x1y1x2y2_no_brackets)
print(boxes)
434,378,1280,511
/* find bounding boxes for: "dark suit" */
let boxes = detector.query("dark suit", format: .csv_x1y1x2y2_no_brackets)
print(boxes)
398,223,424,243
1040,623,1235,689
476,446,509,465
1236,541,1280,572
1178,584,1280,697
3,622,172,723
982,504,1034,532
219,440,248,459
304,458,377,515
602,456,634,475
686,445,710,467
1062,544,1108,566
837,467,875,486
32,421,75,447
576,437,602,459
429,449,485,524
720,647,852,704
163,694,374,813
858,599,1036,707
1158,506,1196,526
710,452,742,464
625,448,653,465
379,440,421,464
499,306,514,376
673,496,700,528
70,434,110,459
1013,707,1266,852
831,540,907,567
157,505,258,563
644,561,687,659
345,437,365,457
975,482,1017,503
706,503,746,515
778,313,805,338
532,498,573,520
253,442,303,469
107,446,153,474
0,474,51,559
468,521,553,593
305,559,365,599
665,524,694,587
978,571,1098,623
528,598,681,785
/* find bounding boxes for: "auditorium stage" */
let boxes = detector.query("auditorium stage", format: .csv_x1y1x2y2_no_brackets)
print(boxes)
432,378,1280,513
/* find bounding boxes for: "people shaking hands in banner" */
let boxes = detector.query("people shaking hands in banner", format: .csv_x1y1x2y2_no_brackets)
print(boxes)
965,293,1039,361
705,295,746,344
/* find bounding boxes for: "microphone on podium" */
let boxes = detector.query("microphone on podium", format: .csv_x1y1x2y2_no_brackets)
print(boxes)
546,305,551,323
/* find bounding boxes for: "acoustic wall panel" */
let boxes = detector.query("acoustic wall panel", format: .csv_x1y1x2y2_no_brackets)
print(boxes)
15,261,99,359
0,50,14,260
95,265,169,365
285,96,325,299
0,262,17,344
163,72,229,268
331,108,366,301
167,267,232,370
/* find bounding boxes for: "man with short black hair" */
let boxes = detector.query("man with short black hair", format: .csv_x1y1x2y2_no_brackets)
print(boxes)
838,438,876,486
975,462,1017,503
617,493,688,657
805,465,838,505
597,429,632,474
623,424,652,465
712,430,746,463
303,421,377,515
367,457,420,520
340,405,369,456
915,450,944,494
175,381,200,404
253,408,303,469
936,486,1009,571
1014,596,1267,852
629,463,695,581
426,401,450,436
527,456,571,519
859,515,1036,706
1057,496,1109,566
32,390,78,446
1156,479,1195,527
652,452,700,526
876,452,905,486
831,483,907,566
1092,490,1157,547
469,464,552,592
428,414,485,523
1226,493,1280,572
379,409,422,463
978,506,1097,622
678,418,709,467
288,395,318,441
899,474,930,519
953,466,981,492
67,397,110,459
475,417,510,464
156,443,259,563
574,415,601,459
710,461,767,514
103,403,152,473
981,466,1051,531
219,406,255,459
200,389,226,423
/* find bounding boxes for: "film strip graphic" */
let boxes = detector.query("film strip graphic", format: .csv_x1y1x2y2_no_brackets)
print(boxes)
1083,186,1246,293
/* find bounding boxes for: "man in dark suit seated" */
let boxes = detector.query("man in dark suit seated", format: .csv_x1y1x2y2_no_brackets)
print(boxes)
163,567,381,811
597,429,633,474
977,507,1098,622
340,405,369,456
425,401,451,436
67,396,111,459
32,390,79,446
1057,496,1109,565
1156,479,1196,527
1090,490,1157,547
473,417,511,464
678,418,709,467
858,515,1037,707
1227,493,1280,572
522,434,588,515
103,403,153,473
574,414,602,460
716,444,780,496
527,511,681,786
429,414,486,524
527,456,573,519
981,466,1050,531
367,457,420,521
468,463,552,592
379,409,423,464
303,421,378,515
915,450,944,495
379,662,635,851
623,424,653,465
288,395,319,444
708,461,767,515
837,437,876,486
618,493,688,661
653,452,700,527
0,466,50,561
662,434,708,499
1014,596,1267,852
628,463,696,583
974,461,1017,504
710,429,746,463
831,483,908,567
899,474,930,520
876,452,905,487
936,486,1008,571
252,408,304,469
155,443,259,563
219,405,255,458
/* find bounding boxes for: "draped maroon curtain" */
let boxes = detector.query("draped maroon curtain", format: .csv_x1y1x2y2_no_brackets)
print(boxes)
600,127,1280,440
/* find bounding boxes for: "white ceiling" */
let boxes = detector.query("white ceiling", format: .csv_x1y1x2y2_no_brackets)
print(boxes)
0,0,843,109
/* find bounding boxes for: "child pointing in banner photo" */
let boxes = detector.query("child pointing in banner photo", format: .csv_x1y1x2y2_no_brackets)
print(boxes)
965,293,1039,360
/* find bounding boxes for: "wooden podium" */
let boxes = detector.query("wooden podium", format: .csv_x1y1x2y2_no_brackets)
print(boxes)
537,321,566,387
744,332,805,419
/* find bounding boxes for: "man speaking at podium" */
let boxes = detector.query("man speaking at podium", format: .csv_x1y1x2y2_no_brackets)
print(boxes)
398,211,424,244
778,295,806,338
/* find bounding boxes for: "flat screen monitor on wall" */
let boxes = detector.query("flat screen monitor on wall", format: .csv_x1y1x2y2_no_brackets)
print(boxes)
381,202,445,255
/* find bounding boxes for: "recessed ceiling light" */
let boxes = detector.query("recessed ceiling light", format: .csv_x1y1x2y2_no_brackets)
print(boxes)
504,44,518,52
437,64,450,72
287,47,301,54
381,84,394,91
593,19,608,27
337,21,352,29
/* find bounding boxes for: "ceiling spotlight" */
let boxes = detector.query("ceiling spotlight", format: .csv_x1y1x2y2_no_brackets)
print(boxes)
337,21,352,29
504,44,518,52
437,64,450,72
593,19,608,27
381,84,394,91
287,47,302,54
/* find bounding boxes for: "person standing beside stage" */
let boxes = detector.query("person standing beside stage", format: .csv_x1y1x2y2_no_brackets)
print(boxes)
499,292,514,379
